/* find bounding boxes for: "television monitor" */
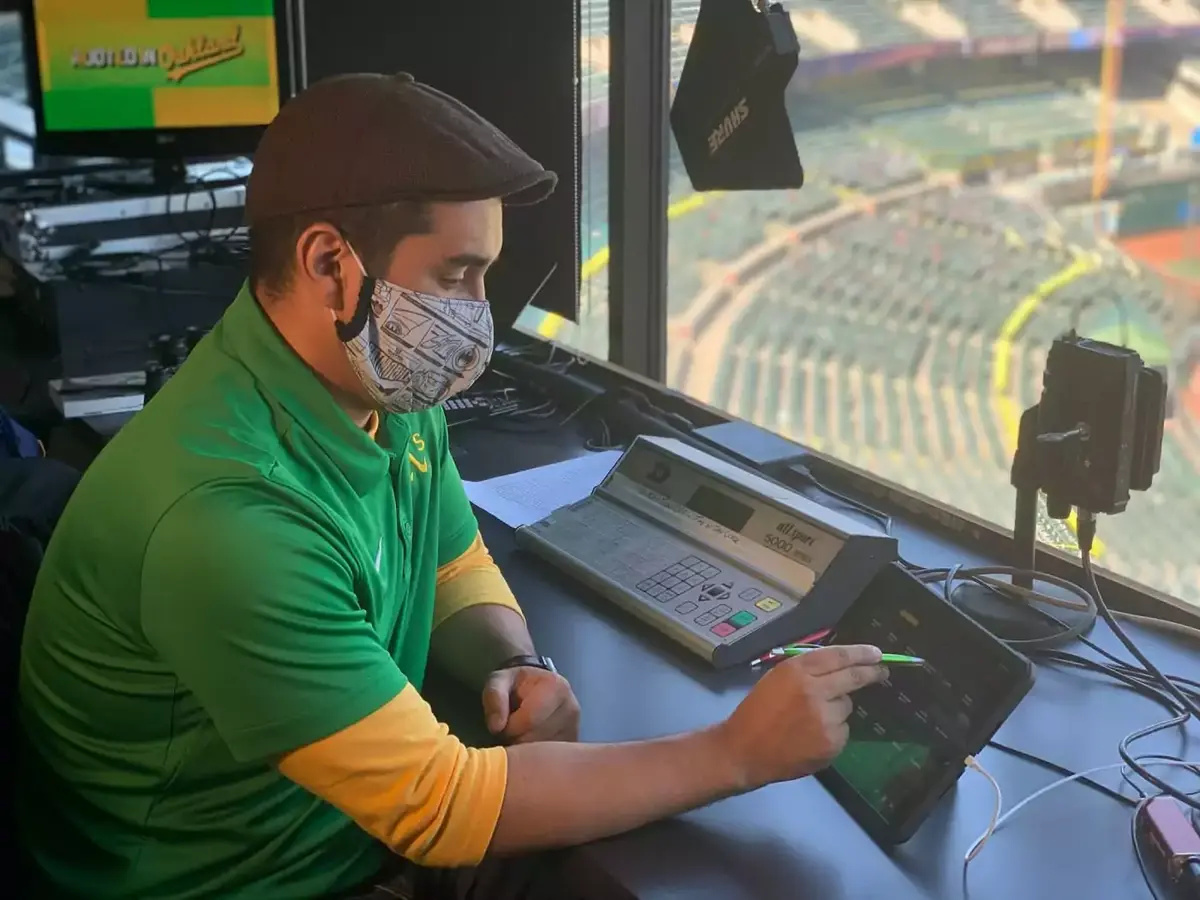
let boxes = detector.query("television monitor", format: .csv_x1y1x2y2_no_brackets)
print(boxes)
20,0,295,161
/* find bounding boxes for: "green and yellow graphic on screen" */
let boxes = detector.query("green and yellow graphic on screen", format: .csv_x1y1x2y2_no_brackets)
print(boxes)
33,0,279,132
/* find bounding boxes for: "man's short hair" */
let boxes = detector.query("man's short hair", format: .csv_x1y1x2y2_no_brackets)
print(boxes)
248,200,431,296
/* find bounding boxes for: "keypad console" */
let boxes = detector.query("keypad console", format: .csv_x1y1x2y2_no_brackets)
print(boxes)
515,436,897,668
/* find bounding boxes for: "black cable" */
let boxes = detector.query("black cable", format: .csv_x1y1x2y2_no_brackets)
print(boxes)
1183,860,1200,898
678,416,898,536
1077,514,1200,813
50,166,249,288
617,387,695,434
925,551,1200,812
987,739,1137,807
790,462,893,534
1036,649,1197,802
1012,646,1200,802
917,563,1094,650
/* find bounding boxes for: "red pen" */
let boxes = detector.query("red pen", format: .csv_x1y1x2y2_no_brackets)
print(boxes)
751,628,833,667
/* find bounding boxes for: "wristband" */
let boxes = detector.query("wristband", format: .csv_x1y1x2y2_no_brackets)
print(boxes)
495,654,557,674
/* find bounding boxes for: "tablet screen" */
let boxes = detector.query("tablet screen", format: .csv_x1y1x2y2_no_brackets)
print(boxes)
816,563,1034,843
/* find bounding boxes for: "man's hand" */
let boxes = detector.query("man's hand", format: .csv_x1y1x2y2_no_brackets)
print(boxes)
718,644,887,790
482,666,581,744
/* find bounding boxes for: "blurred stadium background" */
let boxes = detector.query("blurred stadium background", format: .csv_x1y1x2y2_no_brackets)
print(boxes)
528,1,1200,608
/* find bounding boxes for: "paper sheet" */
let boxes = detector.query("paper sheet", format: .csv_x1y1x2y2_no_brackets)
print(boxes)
463,450,622,528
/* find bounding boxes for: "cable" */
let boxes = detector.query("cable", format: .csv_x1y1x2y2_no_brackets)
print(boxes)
1112,611,1200,649
1034,647,1200,805
1077,513,1200,813
789,462,893,534
986,740,1137,807
921,561,1200,764
914,562,1097,649
48,166,250,289
963,756,1002,863
961,515,1200,866
965,759,1200,863
1184,860,1200,898
1005,586,1200,806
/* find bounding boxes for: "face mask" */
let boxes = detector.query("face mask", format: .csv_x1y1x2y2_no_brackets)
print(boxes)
336,245,494,414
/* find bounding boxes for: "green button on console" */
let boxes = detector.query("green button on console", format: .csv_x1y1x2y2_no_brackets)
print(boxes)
729,610,757,628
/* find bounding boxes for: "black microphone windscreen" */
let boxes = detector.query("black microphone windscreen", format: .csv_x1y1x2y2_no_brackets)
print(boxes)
670,0,805,192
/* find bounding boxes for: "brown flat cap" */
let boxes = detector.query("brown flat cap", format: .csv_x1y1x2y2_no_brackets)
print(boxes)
245,72,557,225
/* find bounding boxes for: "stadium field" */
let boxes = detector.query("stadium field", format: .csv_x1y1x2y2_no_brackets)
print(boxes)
1120,228,1200,279
1172,258,1200,280
1119,227,1200,302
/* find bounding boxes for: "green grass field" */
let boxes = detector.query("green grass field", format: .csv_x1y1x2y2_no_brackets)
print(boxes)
1167,256,1200,280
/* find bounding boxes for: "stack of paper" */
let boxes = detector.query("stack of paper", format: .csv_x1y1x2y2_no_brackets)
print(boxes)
462,450,622,528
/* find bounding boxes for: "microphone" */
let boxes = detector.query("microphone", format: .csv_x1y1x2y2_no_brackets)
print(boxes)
670,0,806,192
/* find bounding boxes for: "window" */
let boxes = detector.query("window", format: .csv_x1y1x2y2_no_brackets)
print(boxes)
514,1,610,358
663,2,1200,609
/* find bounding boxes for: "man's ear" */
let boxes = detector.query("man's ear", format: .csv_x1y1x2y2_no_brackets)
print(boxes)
296,224,360,314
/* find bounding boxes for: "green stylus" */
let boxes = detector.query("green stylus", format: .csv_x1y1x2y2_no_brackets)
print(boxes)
772,646,926,666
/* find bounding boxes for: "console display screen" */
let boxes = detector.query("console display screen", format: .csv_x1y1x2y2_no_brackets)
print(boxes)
816,563,1034,843
685,484,753,533
828,669,956,821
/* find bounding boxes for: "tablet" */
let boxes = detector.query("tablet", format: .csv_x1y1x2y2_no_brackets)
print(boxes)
815,562,1035,845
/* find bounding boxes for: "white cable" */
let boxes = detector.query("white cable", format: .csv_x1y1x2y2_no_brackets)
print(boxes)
965,758,1200,863
964,756,1002,862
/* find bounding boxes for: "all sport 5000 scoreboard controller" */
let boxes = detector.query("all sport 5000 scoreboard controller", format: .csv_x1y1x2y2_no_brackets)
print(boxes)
515,436,898,667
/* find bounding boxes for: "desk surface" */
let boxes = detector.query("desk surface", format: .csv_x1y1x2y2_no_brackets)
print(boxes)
448,423,1200,900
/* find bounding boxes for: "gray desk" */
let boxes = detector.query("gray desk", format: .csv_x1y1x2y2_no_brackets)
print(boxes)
447,425,1200,900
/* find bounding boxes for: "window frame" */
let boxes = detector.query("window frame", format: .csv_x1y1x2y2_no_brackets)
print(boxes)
606,0,672,380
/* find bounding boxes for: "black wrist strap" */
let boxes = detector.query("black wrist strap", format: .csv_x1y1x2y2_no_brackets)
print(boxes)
495,654,556,674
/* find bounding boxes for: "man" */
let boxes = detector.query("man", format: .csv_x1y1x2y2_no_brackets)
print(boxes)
18,74,886,900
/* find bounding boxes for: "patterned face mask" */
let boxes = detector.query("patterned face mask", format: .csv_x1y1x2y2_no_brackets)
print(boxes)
336,244,494,414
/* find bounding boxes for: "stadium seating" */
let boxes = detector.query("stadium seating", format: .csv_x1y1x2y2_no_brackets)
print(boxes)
1068,0,1164,28
677,163,1200,605
804,128,926,192
802,0,928,46
867,88,1145,171
954,0,1039,37
709,191,1057,475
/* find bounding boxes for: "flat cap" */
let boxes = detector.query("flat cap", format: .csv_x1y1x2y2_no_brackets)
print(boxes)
245,72,557,225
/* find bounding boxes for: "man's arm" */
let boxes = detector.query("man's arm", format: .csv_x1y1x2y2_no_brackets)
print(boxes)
428,533,534,690
279,689,743,865
430,410,540,690
493,727,741,852
282,644,885,866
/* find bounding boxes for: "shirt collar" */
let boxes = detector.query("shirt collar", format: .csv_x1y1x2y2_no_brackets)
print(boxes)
218,282,391,496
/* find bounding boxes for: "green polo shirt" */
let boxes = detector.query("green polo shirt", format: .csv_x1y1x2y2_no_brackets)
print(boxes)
18,284,481,899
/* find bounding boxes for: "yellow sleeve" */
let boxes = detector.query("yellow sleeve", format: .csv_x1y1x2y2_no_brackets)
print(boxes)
433,532,525,631
278,683,508,867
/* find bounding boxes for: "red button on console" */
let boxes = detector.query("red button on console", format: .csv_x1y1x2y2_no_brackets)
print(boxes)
710,622,737,638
